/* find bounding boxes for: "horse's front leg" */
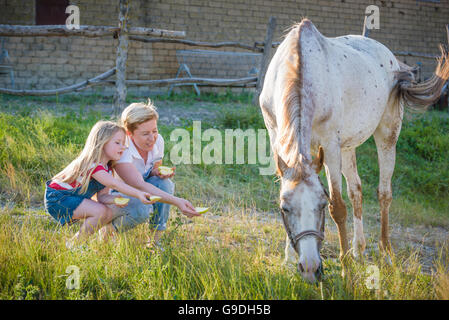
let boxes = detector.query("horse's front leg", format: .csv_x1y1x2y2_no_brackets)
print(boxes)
323,142,350,262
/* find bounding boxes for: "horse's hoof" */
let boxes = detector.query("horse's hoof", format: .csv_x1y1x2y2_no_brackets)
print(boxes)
351,247,366,261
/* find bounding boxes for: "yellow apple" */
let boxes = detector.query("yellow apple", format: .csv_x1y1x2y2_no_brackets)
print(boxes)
195,207,209,214
148,196,162,202
114,197,130,205
158,166,173,175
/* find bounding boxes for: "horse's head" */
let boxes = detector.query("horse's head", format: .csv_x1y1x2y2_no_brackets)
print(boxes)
276,147,328,283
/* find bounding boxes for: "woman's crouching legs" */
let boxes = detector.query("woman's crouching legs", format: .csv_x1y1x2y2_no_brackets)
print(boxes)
110,196,153,233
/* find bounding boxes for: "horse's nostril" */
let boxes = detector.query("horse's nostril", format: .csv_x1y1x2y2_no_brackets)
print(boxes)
298,262,305,273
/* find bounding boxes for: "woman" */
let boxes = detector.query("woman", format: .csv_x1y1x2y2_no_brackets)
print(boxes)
108,100,200,248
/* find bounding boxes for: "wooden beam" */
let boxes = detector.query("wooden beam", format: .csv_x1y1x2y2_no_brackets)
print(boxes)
446,24,449,49
254,16,276,106
255,41,279,48
121,76,257,87
393,51,439,59
114,0,129,115
129,36,263,52
0,24,185,38
94,77,256,87
0,68,115,96
0,75,256,96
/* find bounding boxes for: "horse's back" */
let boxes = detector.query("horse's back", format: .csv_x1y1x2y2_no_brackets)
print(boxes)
260,19,403,152
303,30,401,148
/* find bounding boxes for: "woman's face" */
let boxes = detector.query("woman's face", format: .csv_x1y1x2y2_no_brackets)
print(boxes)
129,119,159,153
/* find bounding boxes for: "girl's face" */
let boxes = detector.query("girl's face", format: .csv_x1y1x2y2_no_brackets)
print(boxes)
103,130,127,162
129,119,158,153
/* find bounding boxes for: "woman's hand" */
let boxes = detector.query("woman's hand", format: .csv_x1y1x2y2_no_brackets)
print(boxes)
138,192,156,205
152,165,176,179
174,197,200,218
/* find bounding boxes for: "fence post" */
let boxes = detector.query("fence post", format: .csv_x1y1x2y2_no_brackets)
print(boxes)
253,16,276,106
362,15,370,37
114,0,129,116
446,24,449,48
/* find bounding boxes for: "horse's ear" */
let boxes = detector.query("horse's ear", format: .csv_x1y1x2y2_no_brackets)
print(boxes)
312,146,324,174
275,152,288,176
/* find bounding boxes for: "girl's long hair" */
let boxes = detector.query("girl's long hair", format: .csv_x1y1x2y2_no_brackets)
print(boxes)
52,121,126,194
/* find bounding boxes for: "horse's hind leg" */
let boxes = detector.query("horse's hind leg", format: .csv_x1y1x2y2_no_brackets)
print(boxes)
373,104,403,253
342,149,366,259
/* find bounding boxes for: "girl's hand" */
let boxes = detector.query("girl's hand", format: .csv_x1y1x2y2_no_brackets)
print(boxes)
139,192,156,205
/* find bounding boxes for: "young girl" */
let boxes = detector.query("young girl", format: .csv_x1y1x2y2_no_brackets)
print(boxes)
44,120,154,248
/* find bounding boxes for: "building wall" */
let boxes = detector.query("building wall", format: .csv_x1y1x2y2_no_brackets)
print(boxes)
0,0,448,94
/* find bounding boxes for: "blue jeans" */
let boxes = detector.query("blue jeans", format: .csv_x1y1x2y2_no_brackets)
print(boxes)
111,176,174,232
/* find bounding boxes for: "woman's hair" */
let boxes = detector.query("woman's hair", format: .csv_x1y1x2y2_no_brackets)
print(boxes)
120,99,159,133
52,121,126,194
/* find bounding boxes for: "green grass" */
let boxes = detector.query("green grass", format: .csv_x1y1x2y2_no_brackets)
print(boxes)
0,92,448,299
1,209,447,299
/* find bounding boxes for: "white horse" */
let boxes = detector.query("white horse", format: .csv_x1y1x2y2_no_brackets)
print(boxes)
259,19,449,282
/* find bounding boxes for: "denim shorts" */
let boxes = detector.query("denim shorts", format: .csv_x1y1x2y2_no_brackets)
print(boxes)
44,179,105,226
44,187,84,226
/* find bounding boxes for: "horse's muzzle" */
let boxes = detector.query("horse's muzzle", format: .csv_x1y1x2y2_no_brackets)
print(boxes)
298,260,324,283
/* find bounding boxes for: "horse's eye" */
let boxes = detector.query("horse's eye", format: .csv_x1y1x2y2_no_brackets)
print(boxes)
319,202,327,210
281,206,290,214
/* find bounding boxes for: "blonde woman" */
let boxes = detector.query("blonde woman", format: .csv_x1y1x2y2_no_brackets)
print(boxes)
110,100,200,249
44,121,154,248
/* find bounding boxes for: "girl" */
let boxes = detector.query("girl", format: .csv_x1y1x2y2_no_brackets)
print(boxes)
44,120,154,248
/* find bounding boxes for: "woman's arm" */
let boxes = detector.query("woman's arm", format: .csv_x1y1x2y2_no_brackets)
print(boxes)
114,163,176,202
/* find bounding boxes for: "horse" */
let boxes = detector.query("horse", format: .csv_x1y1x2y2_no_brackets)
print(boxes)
259,18,449,283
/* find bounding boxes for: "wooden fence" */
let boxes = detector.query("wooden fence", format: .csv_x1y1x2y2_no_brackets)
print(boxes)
0,1,447,112
0,0,276,112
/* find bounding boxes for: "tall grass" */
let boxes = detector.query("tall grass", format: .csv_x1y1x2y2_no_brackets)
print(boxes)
1,208,447,299
0,92,448,299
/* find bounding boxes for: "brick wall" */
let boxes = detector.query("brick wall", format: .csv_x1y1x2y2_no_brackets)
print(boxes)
0,0,448,95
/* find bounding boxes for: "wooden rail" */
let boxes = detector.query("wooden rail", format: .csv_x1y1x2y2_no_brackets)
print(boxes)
129,36,262,52
0,5,276,109
0,68,116,96
0,24,186,38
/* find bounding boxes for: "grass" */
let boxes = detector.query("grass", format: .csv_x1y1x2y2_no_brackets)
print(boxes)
1,206,447,299
0,92,448,299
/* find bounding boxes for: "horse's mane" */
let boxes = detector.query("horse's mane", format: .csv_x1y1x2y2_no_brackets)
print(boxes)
276,19,310,175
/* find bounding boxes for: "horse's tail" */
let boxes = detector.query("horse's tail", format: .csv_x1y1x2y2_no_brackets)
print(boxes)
391,45,449,112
